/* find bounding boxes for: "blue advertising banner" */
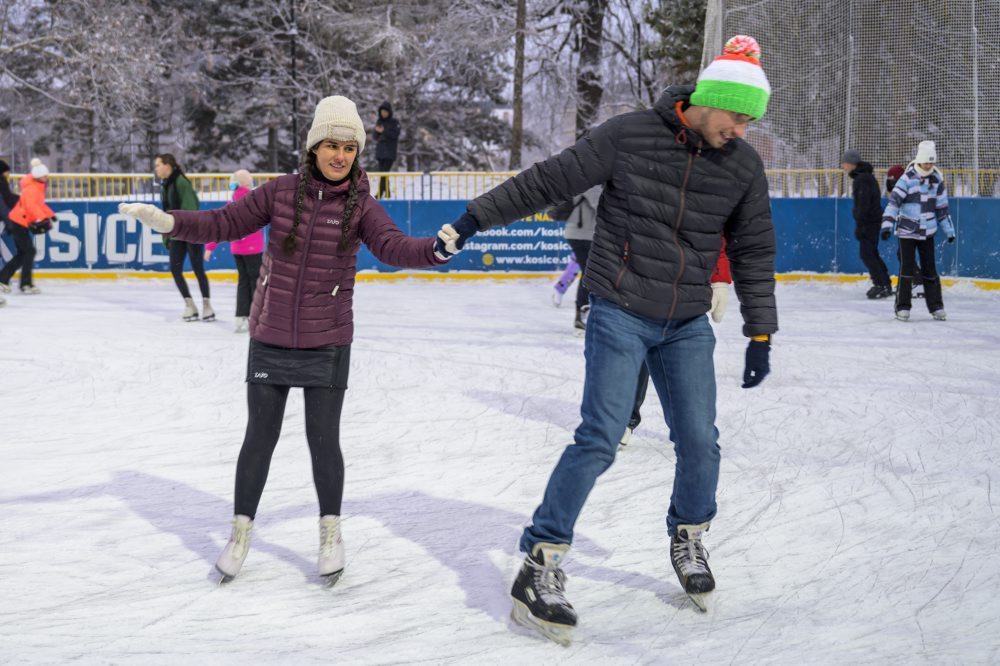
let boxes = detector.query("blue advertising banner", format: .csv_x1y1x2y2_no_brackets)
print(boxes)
3,198,998,279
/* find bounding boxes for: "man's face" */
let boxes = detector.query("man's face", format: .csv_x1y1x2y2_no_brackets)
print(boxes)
700,108,752,149
841,162,857,173
380,109,390,119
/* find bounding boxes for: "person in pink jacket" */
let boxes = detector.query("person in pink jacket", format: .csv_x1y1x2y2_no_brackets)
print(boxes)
205,169,264,332
119,95,454,586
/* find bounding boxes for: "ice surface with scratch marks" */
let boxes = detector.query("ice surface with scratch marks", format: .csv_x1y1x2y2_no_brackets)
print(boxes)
1,278,999,664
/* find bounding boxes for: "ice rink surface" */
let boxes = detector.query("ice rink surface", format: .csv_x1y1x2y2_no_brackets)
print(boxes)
1,276,998,665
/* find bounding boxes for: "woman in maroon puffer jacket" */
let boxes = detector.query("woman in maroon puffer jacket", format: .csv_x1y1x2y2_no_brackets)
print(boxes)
120,96,453,585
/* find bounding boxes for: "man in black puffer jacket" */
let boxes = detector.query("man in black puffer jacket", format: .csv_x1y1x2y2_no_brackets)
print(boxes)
435,36,777,643
842,149,891,298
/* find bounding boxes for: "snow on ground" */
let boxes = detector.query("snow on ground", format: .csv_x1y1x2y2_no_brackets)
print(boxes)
1,276,999,665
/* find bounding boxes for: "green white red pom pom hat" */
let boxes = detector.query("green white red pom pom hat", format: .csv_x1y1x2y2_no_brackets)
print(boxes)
690,35,771,120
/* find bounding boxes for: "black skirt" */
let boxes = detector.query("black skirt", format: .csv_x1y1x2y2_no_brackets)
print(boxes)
246,339,350,389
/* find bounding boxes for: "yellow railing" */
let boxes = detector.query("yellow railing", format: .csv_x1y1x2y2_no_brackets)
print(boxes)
9,169,1000,201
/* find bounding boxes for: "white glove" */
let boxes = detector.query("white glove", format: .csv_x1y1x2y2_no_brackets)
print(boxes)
434,223,461,261
118,203,175,234
710,283,729,323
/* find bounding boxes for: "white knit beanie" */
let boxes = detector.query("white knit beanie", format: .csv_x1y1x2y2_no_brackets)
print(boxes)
306,96,366,153
30,157,49,179
914,140,936,164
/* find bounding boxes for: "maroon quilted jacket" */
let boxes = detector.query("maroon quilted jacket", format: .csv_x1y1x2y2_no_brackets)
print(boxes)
168,169,445,348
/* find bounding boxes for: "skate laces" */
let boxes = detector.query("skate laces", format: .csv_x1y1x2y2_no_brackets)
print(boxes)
529,556,570,606
672,529,710,576
320,518,341,556
230,520,252,559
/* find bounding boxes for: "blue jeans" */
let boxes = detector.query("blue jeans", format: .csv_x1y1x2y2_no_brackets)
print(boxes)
520,296,720,552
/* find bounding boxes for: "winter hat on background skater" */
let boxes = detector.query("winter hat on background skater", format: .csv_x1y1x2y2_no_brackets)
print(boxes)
840,149,861,165
913,141,937,177
914,141,936,164
306,96,366,154
232,169,253,189
690,35,772,120
30,157,49,179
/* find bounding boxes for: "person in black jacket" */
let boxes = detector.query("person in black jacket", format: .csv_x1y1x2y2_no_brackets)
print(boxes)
842,150,891,299
434,36,777,644
372,102,400,198
0,159,20,307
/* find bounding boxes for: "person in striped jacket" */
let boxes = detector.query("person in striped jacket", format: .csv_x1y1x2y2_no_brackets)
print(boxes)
880,140,955,321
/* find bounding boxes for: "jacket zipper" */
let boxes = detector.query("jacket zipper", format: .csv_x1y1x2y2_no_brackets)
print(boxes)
614,238,630,289
292,187,323,346
667,145,699,320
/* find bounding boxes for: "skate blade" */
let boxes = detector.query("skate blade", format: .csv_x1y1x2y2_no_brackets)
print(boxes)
184,316,199,322
321,569,344,587
202,315,216,322
687,592,710,612
510,599,573,647
215,566,236,585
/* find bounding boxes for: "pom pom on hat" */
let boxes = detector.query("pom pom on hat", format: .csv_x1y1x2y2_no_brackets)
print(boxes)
690,35,771,120
30,158,49,179
306,96,366,154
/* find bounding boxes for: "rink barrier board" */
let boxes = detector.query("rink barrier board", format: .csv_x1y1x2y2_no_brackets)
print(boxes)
3,198,999,282
26,269,1000,291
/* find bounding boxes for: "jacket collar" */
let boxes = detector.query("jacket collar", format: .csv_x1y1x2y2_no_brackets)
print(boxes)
303,166,371,199
654,85,713,154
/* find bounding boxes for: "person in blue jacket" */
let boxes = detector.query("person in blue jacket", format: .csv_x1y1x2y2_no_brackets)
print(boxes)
880,140,955,321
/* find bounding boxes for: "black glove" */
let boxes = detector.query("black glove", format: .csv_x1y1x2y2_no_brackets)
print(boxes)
742,338,771,389
880,228,891,241
433,212,479,257
947,235,955,244
28,219,53,235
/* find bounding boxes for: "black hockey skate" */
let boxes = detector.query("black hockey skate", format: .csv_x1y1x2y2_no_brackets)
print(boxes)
510,543,577,646
573,305,590,334
670,522,714,612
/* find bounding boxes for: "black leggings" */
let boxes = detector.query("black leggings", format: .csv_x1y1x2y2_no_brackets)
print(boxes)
896,237,943,313
234,254,262,317
168,239,210,299
234,383,346,518
0,223,36,288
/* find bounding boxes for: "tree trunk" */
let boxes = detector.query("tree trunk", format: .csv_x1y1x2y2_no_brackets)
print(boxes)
575,0,607,138
268,126,279,172
509,0,526,170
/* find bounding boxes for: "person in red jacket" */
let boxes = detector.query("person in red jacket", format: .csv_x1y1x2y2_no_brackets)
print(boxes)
1,158,55,295
120,95,452,585
204,169,264,332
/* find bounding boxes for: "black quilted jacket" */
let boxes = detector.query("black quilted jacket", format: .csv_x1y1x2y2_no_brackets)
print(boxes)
467,85,777,337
